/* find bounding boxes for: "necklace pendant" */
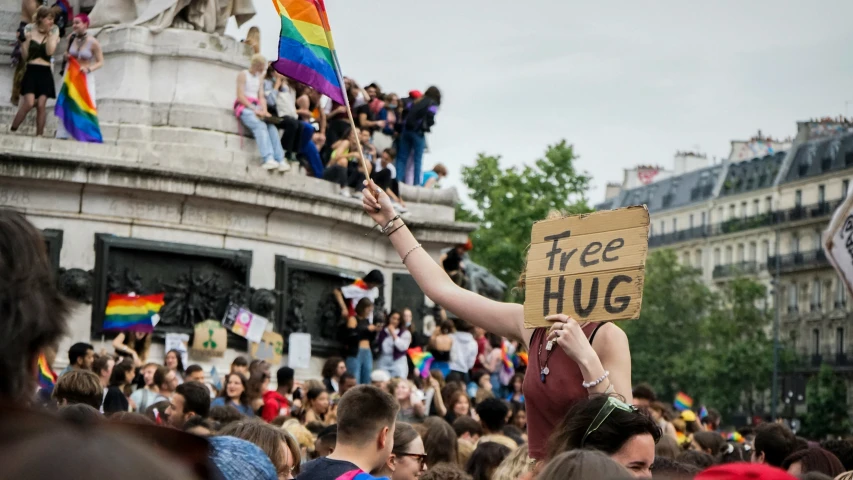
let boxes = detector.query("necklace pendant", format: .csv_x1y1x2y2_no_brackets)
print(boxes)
540,371,546,383
546,341,554,351
540,367,550,383
542,366,550,375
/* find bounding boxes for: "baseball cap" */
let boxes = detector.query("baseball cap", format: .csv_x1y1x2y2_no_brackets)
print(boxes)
681,410,697,422
696,463,797,480
209,436,277,480
371,370,390,383
409,90,423,99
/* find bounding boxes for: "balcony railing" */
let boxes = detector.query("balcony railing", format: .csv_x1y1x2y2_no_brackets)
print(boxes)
791,353,853,372
648,201,843,248
712,260,761,279
767,249,829,273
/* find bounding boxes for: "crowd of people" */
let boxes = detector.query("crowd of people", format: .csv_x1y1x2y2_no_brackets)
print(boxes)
7,9,448,205
236,49,448,204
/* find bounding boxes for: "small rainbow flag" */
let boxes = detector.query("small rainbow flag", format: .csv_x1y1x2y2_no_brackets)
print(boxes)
104,292,165,332
37,352,57,390
699,406,709,419
271,0,346,105
726,432,744,443
54,56,103,143
517,351,528,366
500,342,514,372
674,392,693,412
407,347,434,378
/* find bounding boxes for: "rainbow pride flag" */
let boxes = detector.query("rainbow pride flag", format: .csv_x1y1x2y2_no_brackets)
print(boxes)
104,293,165,332
37,353,57,390
726,432,744,443
674,392,694,412
271,0,346,105
407,347,434,378
54,56,102,143
699,406,709,420
517,351,528,366
500,342,513,372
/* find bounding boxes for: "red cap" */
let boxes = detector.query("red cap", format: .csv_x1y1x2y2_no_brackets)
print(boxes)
696,463,796,480
409,90,423,99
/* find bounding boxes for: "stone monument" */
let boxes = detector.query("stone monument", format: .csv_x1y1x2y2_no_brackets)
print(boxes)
0,0,478,377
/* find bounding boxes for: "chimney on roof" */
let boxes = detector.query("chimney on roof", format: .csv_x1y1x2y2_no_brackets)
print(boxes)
604,182,622,201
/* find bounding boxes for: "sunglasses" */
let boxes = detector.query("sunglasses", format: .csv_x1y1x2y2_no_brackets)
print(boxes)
581,396,639,448
394,452,427,467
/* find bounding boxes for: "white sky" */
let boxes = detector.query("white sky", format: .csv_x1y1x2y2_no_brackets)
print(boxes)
228,0,853,204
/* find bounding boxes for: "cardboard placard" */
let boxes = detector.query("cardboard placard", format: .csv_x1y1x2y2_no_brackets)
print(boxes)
523,206,650,328
250,331,285,366
191,320,227,357
824,190,853,296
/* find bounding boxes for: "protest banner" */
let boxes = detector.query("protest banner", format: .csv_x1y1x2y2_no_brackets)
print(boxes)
222,303,268,344
523,206,650,328
191,320,227,357
288,332,312,370
823,190,853,296
250,331,285,366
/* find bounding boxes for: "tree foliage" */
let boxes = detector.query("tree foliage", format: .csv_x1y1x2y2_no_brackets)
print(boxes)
801,364,851,439
458,141,592,301
620,250,777,418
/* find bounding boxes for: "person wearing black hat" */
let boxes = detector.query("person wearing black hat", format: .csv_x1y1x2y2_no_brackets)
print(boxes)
333,269,384,325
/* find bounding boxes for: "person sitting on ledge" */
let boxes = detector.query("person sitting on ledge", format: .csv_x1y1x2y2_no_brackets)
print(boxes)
234,54,288,173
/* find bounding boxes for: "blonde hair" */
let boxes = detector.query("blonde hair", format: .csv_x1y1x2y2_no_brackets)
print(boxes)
457,438,475,467
250,54,267,68
282,419,314,452
245,26,260,54
492,444,530,480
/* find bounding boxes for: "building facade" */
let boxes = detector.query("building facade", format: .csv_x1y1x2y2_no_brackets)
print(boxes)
598,120,853,416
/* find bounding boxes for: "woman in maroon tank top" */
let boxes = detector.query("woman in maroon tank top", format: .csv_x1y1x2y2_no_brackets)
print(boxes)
360,187,633,467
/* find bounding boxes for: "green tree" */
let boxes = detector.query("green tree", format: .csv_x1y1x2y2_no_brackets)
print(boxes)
620,250,777,419
801,364,851,439
459,141,592,301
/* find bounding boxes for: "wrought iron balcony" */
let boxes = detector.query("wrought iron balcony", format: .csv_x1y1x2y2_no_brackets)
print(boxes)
766,249,829,274
649,226,709,248
712,261,760,279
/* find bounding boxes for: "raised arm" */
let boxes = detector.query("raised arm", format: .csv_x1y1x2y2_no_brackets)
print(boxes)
361,179,526,344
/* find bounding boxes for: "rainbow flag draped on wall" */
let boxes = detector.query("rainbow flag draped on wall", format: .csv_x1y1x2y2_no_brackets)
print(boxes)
54,56,103,143
407,347,434,378
37,353,57,390
674,392,694,412
271,0,346,105
104,293,165,332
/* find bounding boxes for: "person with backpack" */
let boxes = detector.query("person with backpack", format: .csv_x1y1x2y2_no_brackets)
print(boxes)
395,86,440,186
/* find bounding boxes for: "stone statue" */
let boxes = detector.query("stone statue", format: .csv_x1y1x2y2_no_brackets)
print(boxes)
440,247,507,301
89,0,255,34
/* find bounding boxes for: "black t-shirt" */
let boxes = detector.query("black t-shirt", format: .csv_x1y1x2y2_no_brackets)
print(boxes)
296,457,387,480
355,103,376,133
442,248,463,272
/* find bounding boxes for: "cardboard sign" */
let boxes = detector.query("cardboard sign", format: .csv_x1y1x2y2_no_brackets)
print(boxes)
191,320,227,357
288,332,312,370
250,331,285,366
523,206,650,328
824,191,853,296
222,303,268,344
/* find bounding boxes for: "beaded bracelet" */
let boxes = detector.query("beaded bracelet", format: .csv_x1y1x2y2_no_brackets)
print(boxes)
582,370,610,389
402,244,422,264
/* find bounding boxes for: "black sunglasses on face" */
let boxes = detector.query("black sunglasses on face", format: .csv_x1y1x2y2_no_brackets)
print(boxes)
394,452,427,467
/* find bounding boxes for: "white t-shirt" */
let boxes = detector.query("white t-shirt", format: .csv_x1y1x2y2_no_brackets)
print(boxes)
374,161,397,179
243,70,262,99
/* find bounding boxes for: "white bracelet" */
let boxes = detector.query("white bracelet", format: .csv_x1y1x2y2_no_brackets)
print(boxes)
402,244,422,264
582,370,609,389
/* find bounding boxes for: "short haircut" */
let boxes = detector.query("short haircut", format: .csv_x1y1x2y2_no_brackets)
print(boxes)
475,398,509,433
340,372,355,383
185,364,203,377
453,416,483,438
317,424,337,444
208,405,243,427
183,416,217,433
632,383,656,402
53,370,102,409
693,430,726,455
231,356,249,368
175,382,210,418
109,412,155,426
781,447,845,478
648,457,700,479
276,367,294,386
68,343,94,366
754,422,798,467
58,403,103,426
0,210,70,402
464,442,510,480
93,355,114,377
433,163,448,176
821,439,853,471
335,385,399,446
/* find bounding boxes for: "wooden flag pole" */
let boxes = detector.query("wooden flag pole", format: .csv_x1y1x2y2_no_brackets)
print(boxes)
342,95,372,176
